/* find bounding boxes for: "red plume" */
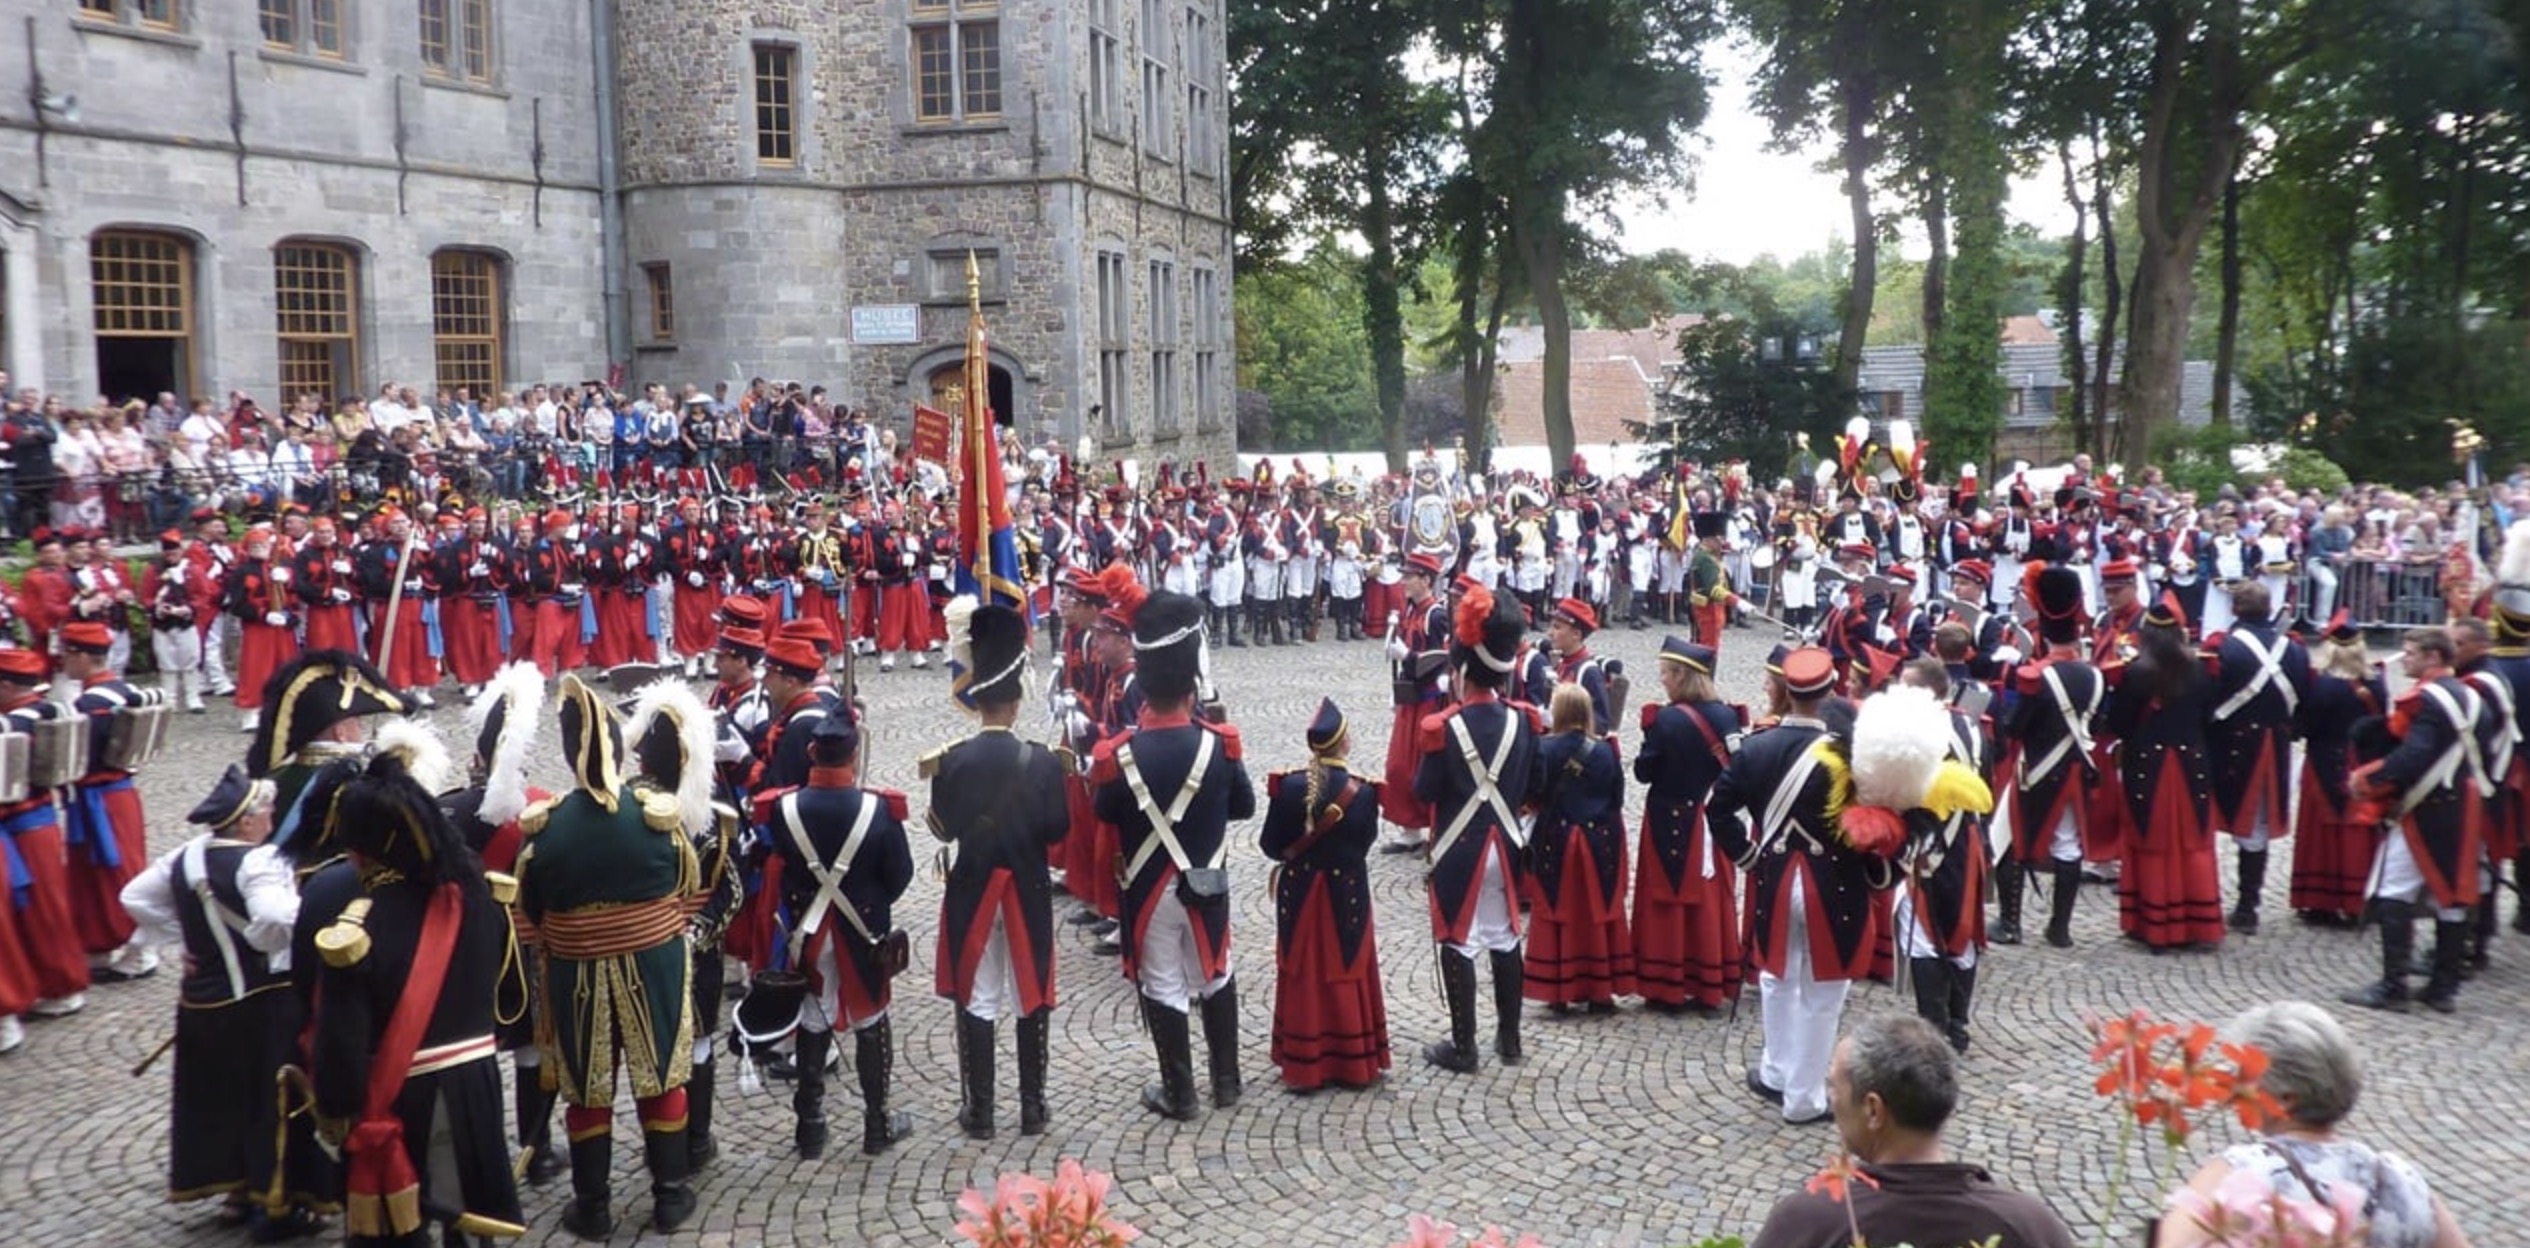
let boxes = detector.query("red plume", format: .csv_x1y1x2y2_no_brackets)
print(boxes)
1453,576,1494,649
1838,805,1908,858
2022,559,2048,620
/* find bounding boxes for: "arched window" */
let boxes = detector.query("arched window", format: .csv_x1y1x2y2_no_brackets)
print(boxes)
89,229,196,402
275,241,361,406
429,249,505,396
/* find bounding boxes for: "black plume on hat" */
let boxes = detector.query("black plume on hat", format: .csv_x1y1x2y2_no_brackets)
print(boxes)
333,751,482,888
1133,591,1207,703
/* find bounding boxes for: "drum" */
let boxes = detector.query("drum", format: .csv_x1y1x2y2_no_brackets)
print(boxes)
26,716,89,789
0,731,27,805
101,702,172,772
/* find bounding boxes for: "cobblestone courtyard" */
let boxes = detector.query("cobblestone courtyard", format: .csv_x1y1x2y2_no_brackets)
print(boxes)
2,624,2522,1247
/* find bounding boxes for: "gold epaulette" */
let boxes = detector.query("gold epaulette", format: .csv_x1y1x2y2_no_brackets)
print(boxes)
483,871,519,906
713,802,740,841
517,797,557,837
637,789,682,834
918,741,953,780
316,897,374,968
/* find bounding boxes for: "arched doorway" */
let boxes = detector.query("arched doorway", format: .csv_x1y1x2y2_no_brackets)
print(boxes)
927,362,1015,432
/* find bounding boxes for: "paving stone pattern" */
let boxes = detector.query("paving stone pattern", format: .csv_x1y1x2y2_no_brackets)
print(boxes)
2,625,2521,1246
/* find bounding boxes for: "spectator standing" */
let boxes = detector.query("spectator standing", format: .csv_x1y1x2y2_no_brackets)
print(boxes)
1750,1015,2078,1248
2306,506,2355,623
4,388,55,538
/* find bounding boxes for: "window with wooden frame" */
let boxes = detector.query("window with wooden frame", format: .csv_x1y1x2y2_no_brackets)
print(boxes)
429,250,504,397
911,0,1001,124
79,0,182,29
78,0,116,17
90,230,198,400
645,263,675,342
752,43,797,164
275,242,361,406
261,0,347,59
421,0,495,85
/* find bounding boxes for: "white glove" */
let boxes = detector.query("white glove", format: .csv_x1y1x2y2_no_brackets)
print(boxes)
713,728,751,765
1992,645,2023,667
688,571,707,588
1065,711,1094,741
264,611,290,627
470,561,491,578
1385,635,1410,661
562,582,584,597
329,587,352,604
271,567,291,585
331,559,350,575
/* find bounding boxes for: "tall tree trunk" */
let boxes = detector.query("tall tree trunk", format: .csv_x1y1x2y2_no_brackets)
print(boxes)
1920,172,1950,352
1835,82,1878,394
2090,131,2122,464
2058,138,2091,455
1461,256,1511,474
2212,165,2242,426
1511,193,1576,475
1361,133,1410,473
2115,0,2247,463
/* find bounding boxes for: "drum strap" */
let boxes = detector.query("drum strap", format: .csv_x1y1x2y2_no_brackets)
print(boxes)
181,836,256,1001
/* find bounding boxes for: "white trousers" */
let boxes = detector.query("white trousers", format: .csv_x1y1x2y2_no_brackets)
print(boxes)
2367,832,2469,923
153,627,201,702
199,614,234,689
1758,875,1852,1122
1893,889,1977,970
1447,846,1522,958
799,936,885,1035
1136,888,1231,1013
962,911,1022,1024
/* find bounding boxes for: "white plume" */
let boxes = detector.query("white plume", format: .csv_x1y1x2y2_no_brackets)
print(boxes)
1844,416,1871,447
1814,458,1837,489
1886,419,1915,461
622,677,719,836
1849,685,1952,811
371,716,455,795
468,661,547,827
2501,519,2530,587
944,593,980,679
1959,462,1978,482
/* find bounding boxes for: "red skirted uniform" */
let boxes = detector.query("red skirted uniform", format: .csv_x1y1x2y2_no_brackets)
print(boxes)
291,541,362,654
874,526,931,654
1259,765,1389,1090
222,556,297,709
434,532,509,688
586,530,653,670
1055,629,1113,913
0,698,90,1001
2290,672,2385,920
789,527,851,650
1632,698,1745,1009
1521,732,1635,1007
518,534,587,678
1383,596,1451,830
665,521,723,661
64,675,152,955
2105,679,2225,949
355,535,439,690
1069,668,1143,924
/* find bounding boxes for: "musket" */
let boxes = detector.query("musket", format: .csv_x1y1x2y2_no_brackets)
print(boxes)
368,523,424,704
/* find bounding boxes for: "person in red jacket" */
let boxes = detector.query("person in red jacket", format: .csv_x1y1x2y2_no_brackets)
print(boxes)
17,530,75,671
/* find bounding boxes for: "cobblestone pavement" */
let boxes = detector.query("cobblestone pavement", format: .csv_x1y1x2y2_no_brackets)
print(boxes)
4,621,2524,1247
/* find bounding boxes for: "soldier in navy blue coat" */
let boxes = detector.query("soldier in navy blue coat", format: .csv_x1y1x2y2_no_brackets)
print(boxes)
2201,581,2309,935
1414,580,1538,1073
2343,626,2487,1014
928,603,1071,1139
1706,647,1894,1125
764,712,914,1159
1091,590,1256,1120
1999,566,2103,948
1894,659,1995,1054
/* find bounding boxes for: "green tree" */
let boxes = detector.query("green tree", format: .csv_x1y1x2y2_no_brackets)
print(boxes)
1233,244,1382,453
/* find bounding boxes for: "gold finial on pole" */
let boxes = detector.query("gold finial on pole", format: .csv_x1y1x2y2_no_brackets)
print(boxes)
966,249,982,315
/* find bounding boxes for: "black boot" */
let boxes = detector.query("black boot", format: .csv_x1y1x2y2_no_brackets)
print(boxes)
1200,983,1243,1108
1490,949,1525,1066
2229,847,2268,934
2047,861,2081,948
1422,948,1480,1073
1945,962,1976,1053
1993,864,2025,946
1017,1009,1051,1136
2515,852,2530,935
1908,956,1953,1041
957,1011,996,1139
792,1027,832,1159
1138,997,1201,1120
1225,606,1245,647
516,1068,565,1185
2420,919,2469,1014
858,1018,914,1155
2341,901,2413,1012
560,1132,615,1240
686,1057,718,1169
2468,895,2497,973
643,1118,695,1233
1269,602,1289,645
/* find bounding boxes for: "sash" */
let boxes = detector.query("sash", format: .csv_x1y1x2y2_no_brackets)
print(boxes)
421,598,445,661
342,883,462,1242
1118,733,1223,884
1429,714,1522,872
778,793,883,947
2212,629,2299,721
1741,743,1829,869
180,837,260,1001
66,777,133,870
2022,666,2099,788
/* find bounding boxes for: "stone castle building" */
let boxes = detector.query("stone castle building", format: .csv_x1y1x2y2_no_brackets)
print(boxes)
0,0,1235,461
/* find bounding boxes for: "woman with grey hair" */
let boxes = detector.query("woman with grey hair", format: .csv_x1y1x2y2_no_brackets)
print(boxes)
2155,1001,2470,1248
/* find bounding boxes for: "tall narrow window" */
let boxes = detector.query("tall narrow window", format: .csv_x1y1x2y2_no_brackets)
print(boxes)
1140,0,1171,155
1185,6,1215,169
260,0,295,46
1096,249,1129,439
645,263,675,342
753,43,797,165
90,230,198,402
275,242,361,406
910,1,1001,124
1089,0,1122,133
430,250,504,397
1192,266,1220,431
136,0,179,30
422,0,495,85
1148,258,1178,434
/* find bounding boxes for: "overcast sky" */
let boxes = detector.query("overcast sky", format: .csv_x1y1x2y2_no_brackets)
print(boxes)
1612,37,2077,265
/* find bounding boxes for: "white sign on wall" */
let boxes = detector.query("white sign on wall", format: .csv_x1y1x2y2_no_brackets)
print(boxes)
850,305,921,345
